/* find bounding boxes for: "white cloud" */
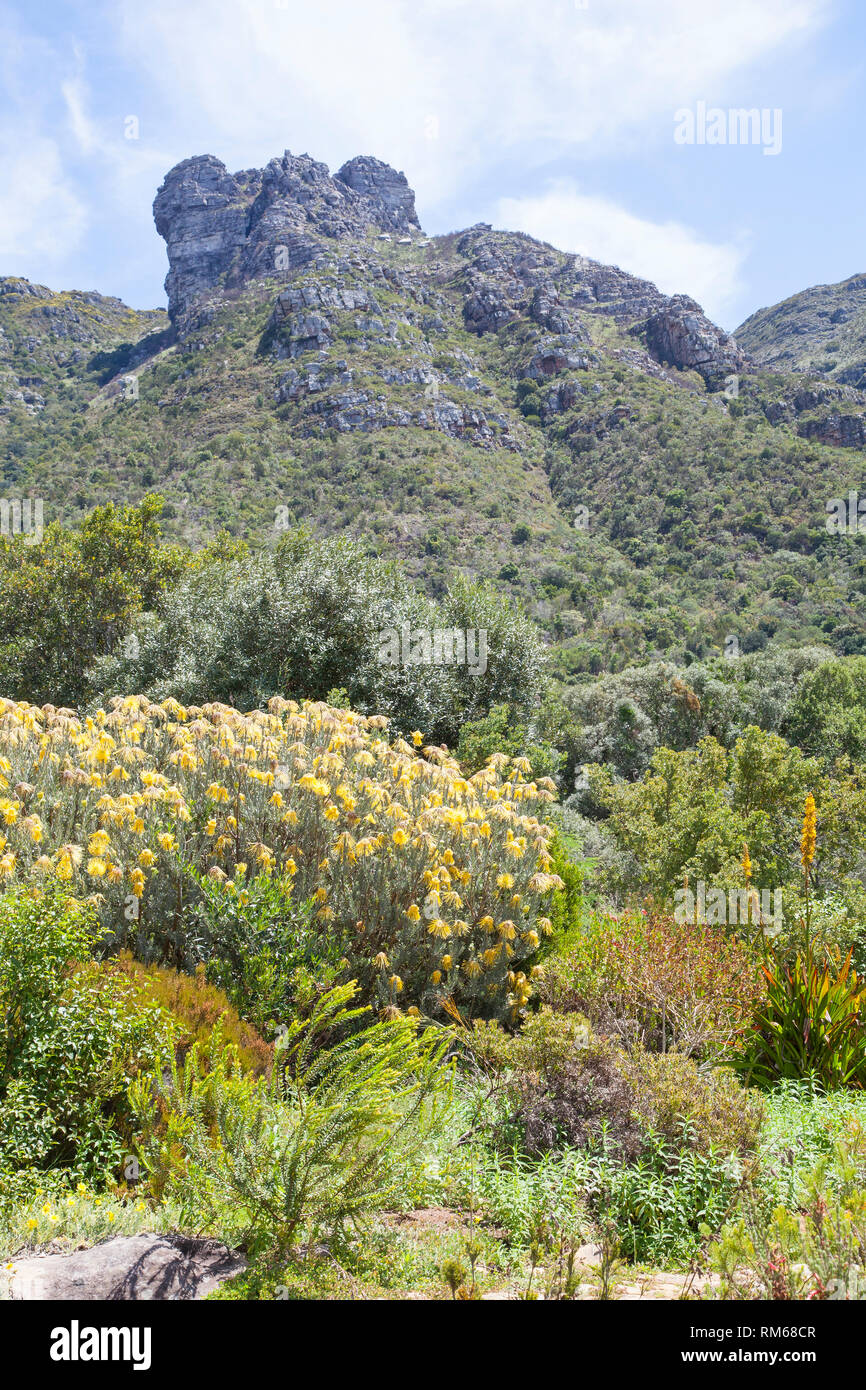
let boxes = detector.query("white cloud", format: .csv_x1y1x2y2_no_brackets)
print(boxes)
115,0,831,208
0,136,87,267
495,182,747,325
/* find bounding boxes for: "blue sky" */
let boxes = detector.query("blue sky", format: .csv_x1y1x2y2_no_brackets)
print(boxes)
0,0,863,330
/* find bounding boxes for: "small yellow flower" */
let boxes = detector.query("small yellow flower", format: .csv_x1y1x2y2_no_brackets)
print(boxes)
406,904,420,922
411,731,423,747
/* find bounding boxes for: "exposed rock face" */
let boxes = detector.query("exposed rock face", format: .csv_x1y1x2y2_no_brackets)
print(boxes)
153,150,420,325
641,296,746,385
736,272,866,384
7,1234,245,1301
759,381,866,445
0,276,167,416
798,412,866,449
334,156,419,231
146,144,765,453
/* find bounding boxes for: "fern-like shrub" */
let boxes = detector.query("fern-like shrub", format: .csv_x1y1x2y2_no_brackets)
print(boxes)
130,982,453,1255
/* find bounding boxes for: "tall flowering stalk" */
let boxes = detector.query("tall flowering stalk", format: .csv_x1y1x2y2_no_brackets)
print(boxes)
801,792,817,946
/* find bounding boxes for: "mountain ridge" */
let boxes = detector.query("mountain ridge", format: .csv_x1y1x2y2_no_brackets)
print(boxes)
2,144,866,677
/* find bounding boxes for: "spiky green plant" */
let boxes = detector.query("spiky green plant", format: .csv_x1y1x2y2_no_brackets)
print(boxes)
130,982,453,1255
731,944,866,1090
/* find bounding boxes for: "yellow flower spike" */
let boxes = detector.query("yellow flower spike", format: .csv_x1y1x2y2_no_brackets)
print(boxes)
441,954,452,970
406,904,421,922
411,731,423,747
801,793,817,869
431,970,442,984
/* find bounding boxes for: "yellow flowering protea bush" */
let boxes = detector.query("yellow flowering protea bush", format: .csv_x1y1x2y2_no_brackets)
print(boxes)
0,695,562,1020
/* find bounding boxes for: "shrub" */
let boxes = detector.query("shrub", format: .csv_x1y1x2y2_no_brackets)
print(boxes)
91,536,547,747
176,866,342,1036
466,1008,761,1160
111,952,273,1076
0,887,172,1185
709,1130,866,1299
0,697,562,1021
541,911,764,1058
0,495,186,708
624,1048,763,1155
130,982,454,1256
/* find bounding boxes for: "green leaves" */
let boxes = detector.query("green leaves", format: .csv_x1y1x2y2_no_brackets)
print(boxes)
0,886,174,1185
131,982,454,1255
732,944,866,1090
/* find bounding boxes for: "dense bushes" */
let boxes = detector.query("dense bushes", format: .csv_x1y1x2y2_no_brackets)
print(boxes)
92,535,546,746
0,695,562,1021
0,888,172,1188
587,727,866,908
465,1007,762,1160
541,910,764,1059
0,496,186,708
130,982,454,1255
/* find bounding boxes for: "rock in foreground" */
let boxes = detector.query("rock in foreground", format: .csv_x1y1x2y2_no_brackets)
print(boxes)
8,1234,245,1301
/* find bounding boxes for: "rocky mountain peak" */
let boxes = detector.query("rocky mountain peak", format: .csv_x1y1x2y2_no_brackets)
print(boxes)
334,156,419,231
153,148,421,325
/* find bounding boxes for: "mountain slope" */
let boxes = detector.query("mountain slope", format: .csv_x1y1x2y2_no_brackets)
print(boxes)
736,272,866,388
2,147,866,675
